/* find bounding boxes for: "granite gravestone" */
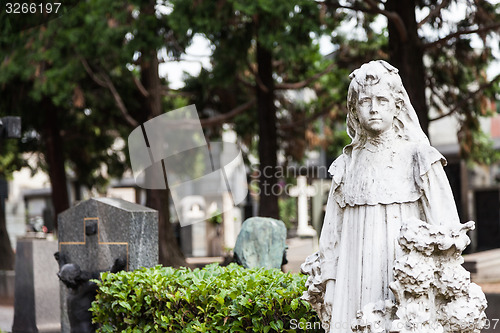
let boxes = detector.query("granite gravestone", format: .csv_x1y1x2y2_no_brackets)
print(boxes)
233,217,287,269
57,198,158,333
12,238,60,333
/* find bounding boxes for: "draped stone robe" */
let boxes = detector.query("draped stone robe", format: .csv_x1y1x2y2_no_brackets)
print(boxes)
318,134,461,333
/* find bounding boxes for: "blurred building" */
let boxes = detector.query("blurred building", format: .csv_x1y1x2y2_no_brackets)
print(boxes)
429,100,500,252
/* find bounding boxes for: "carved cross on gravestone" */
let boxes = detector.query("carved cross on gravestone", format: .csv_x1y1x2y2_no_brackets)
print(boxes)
59,217,129,271
289,175,317,237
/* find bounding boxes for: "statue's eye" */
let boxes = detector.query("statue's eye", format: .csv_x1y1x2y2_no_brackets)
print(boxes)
359,98,371,106
378,97,389,105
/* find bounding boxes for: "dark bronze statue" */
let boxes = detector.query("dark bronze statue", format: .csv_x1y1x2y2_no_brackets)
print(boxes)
55,252,126,333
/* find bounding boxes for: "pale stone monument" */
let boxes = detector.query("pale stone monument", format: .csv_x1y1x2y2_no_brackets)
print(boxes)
290,175,317,237
301,60,487,332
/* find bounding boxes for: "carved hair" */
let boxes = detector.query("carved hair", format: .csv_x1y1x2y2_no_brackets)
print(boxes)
344,60,429,154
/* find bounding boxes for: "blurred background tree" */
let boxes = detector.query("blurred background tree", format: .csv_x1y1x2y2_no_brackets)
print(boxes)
0,0,499,268
171,0,349,218
323,0,500,161
0,0,191,267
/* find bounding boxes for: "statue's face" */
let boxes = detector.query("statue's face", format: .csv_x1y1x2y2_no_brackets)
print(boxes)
356,83,397,136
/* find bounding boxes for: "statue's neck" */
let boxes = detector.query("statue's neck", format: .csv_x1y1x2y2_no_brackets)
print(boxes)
364,129,396,152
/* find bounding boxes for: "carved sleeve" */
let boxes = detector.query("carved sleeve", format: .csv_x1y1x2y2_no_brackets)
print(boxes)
420,161,461,226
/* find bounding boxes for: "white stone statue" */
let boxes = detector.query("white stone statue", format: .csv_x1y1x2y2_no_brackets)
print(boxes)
301,60,487,333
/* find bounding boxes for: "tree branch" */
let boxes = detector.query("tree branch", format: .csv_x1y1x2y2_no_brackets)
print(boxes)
80,57,139,128
160,86,195,97
326,0,407,42
100,72,139,128
200,99,256,127
365,0,407,42
133,75,149,98
429,73,500,122
80,57,107,87
424,22,500,50
236,74,256,89
275,62,336,90
279,102,341,131
417,0,450,29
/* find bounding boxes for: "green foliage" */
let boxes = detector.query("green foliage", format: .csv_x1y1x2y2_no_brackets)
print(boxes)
279,196,297,229
91,263,321,332
172,0,338,164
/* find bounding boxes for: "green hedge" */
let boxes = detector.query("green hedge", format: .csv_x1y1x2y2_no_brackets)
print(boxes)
90,263,322,332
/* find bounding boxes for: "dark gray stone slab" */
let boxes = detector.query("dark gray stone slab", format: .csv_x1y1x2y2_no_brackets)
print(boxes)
0,270,14,305
485,293,500,332
234,217,287,269
12,238,60,333
57,197,158,332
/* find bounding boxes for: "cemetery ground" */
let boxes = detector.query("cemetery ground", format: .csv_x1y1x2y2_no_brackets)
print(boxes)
1,237,500,332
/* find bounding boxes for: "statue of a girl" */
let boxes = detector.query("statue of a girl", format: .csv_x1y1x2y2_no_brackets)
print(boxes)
301,60,486,332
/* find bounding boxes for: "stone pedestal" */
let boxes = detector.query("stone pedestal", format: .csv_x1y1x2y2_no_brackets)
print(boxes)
12,238,60,333
0,270,14,306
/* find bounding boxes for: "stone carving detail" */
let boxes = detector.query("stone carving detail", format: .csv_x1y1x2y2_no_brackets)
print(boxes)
300,60,487,333
350,218,487,333
302,252,331,327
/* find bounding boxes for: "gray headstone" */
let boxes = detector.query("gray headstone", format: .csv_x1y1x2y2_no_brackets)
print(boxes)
57,197,158,332
0,270,14,305
233,217,287,269
12,238,60,333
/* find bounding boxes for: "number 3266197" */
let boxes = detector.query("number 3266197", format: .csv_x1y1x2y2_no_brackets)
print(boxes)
5,3,61,14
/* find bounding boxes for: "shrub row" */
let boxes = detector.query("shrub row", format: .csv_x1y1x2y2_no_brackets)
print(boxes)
90,263,321,332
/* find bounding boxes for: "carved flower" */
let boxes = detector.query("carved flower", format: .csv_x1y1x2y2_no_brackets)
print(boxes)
351,300,395,333
391,302,442,333
393,253,435,295
399,219,436,255
434,263,470,298
436,221,474,253
440,283,487,333
399,219,473,257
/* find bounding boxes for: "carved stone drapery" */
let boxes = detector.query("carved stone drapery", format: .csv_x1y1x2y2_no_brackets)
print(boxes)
349,219,487,333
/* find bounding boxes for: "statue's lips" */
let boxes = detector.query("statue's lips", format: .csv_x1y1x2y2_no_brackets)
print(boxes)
369,118,382,121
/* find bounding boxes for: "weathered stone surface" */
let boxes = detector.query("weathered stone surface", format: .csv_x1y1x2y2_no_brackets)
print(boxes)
58,198,158,272
233,217,287,269
351,219,486,333
301,60,486,332
57,197,158,333
12,238,60,333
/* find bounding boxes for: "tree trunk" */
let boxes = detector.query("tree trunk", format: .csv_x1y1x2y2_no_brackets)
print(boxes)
140,44,186,267
256,43,280,219
386,0,429,135
146,189,186,267
43,100,70,230
0,198,14,270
